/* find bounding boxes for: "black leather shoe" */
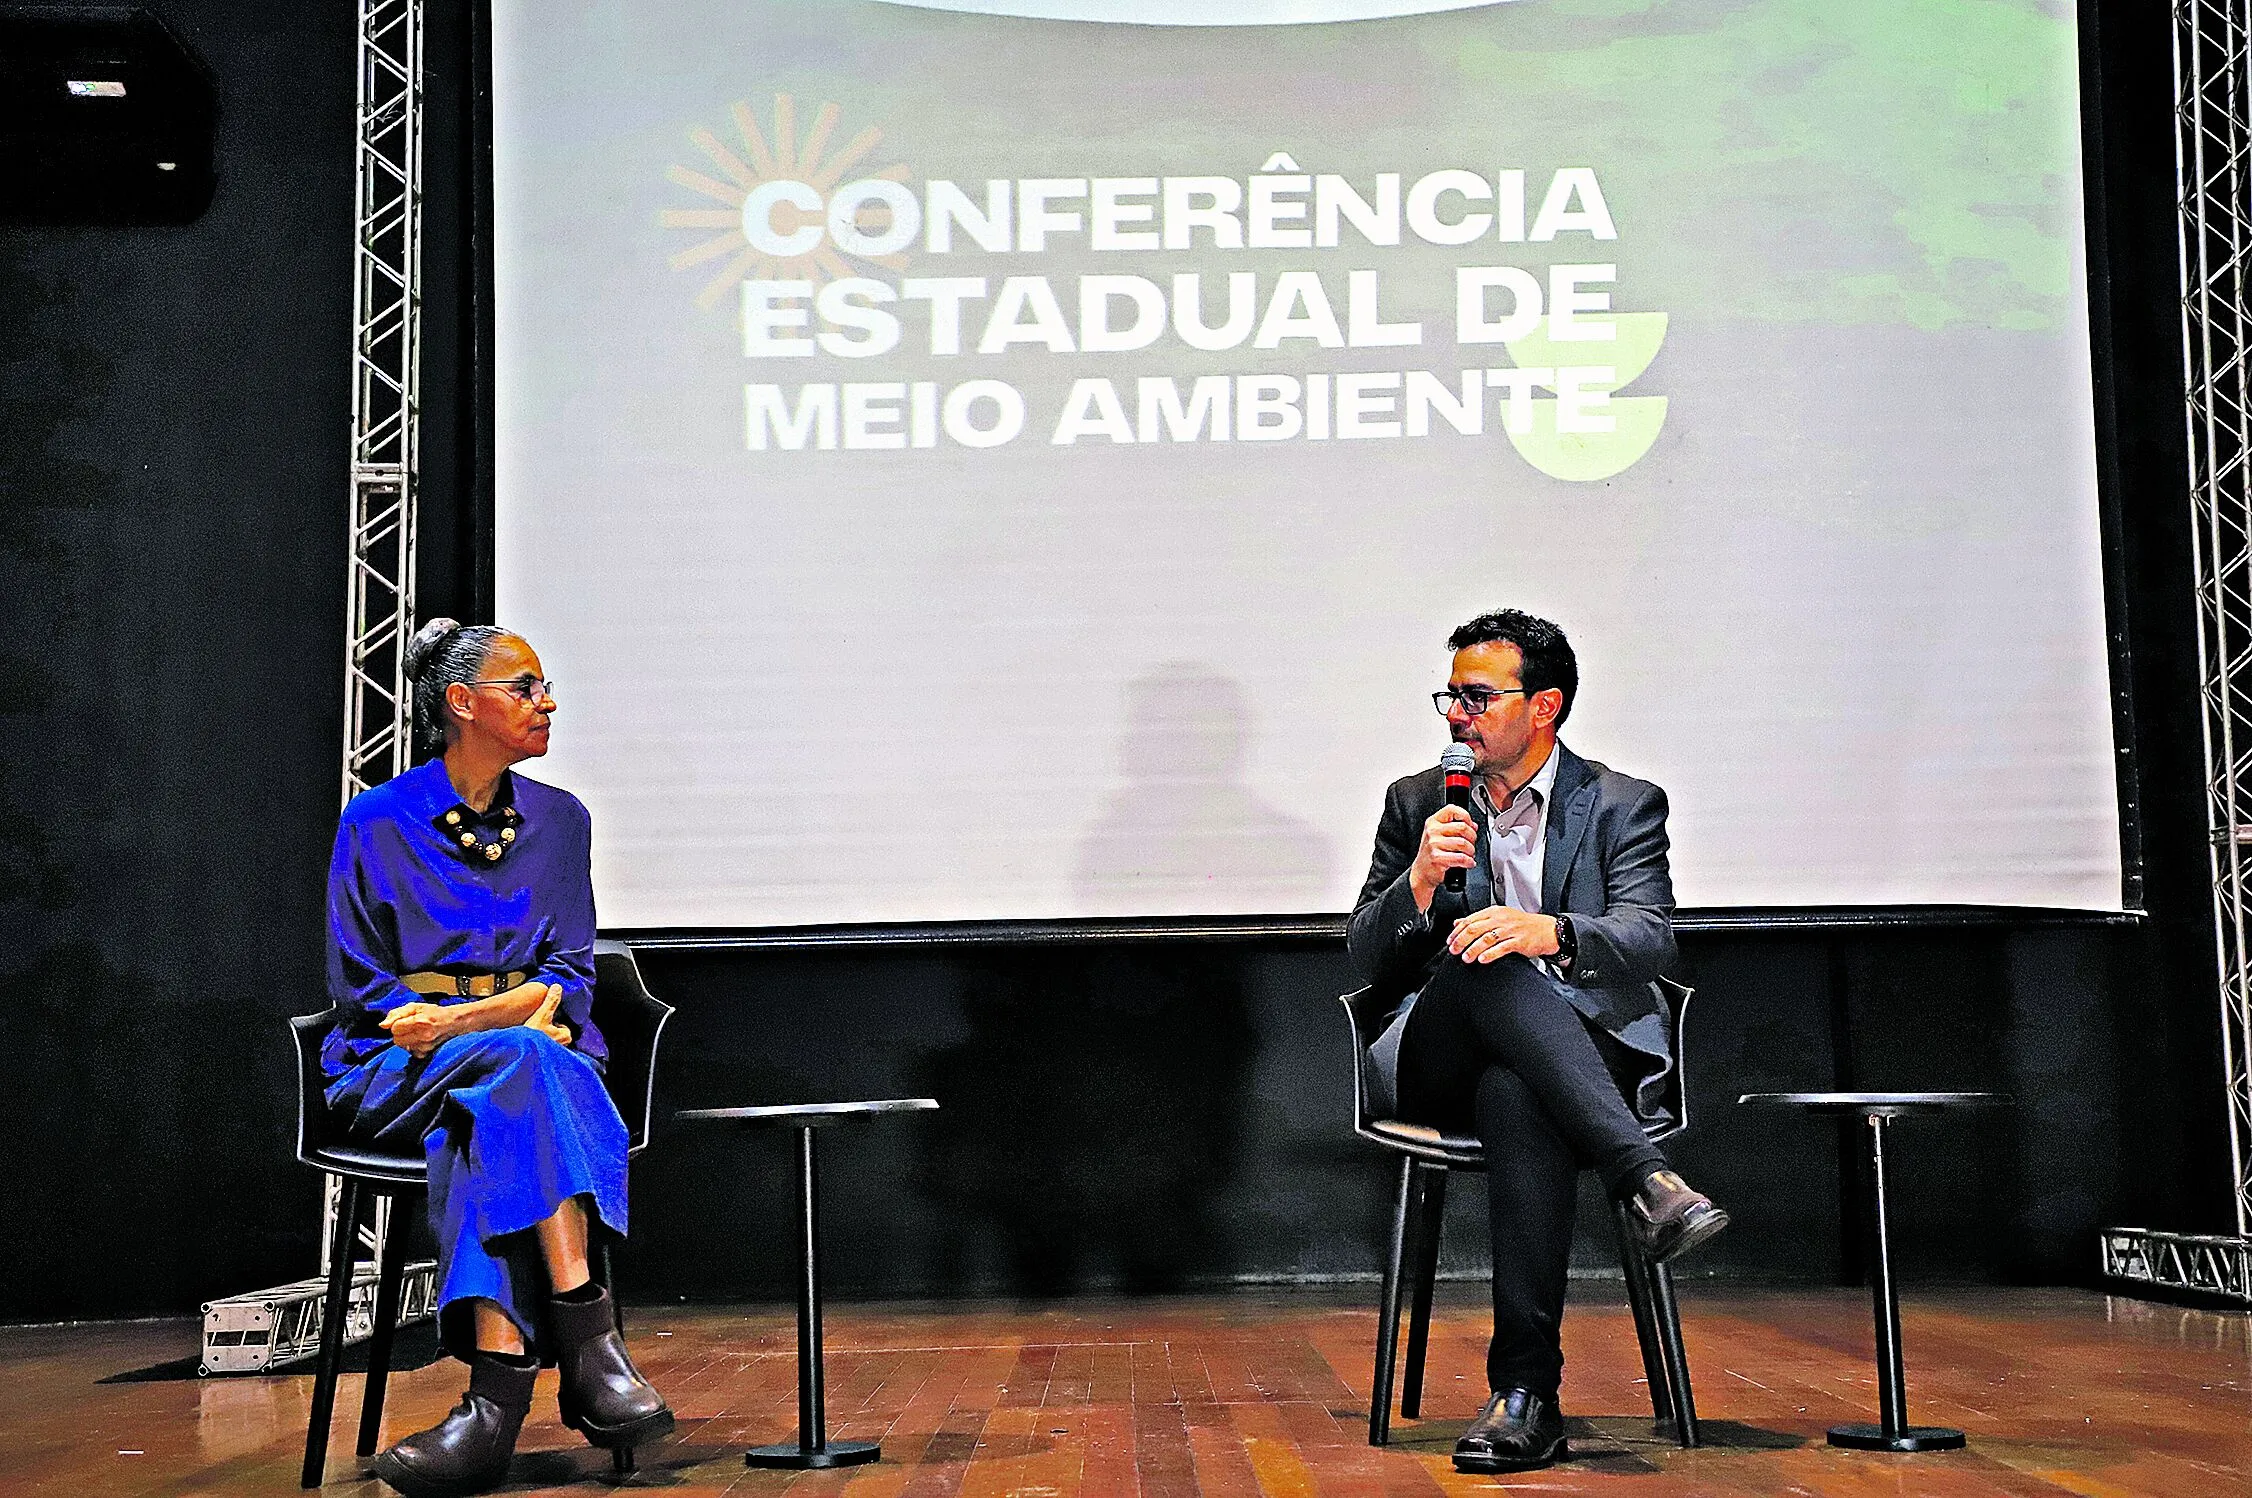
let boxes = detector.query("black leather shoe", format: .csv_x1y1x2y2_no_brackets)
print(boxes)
1628,1169,1730,1263
550,1286,675,1451
1453,1386,1567,1474
371,1353,536,1498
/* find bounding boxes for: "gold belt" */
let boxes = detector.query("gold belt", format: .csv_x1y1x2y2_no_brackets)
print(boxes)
400,970,528,999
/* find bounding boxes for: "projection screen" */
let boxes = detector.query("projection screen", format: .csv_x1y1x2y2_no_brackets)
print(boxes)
491,0,2124,929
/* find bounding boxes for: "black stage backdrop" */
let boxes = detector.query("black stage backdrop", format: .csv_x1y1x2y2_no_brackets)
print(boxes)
0,0,2233,1323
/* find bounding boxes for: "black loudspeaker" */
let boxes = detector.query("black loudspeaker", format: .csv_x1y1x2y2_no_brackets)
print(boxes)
0,6,216,225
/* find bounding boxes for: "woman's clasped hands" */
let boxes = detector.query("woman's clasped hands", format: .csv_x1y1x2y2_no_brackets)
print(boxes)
378,981,569,1058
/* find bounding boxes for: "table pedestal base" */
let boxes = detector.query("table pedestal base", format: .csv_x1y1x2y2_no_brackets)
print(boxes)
747,1439,881,1469
676,1098,940,1476
1828,1423,1965,1453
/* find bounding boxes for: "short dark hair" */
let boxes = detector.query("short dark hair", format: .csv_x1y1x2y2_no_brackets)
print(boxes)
1447,609,1578,727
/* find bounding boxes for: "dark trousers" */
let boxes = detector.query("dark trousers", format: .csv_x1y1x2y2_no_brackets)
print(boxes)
1397,955,1667,1396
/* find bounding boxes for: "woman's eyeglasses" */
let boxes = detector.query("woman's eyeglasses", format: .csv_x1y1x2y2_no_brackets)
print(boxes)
470,676,556,703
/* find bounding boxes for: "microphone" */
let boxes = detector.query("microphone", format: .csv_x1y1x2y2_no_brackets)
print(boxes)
1440,743,1475,893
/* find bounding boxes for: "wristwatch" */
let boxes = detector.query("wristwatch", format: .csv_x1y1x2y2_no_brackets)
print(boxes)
1553,914,1578,968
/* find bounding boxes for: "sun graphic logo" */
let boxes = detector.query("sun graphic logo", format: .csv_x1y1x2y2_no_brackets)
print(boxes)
660,95,915,310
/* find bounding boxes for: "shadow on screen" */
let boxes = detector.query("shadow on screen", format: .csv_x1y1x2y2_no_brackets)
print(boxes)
1073,663,1333,913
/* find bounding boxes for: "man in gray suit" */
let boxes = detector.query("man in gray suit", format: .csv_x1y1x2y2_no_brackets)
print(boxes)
1348,609,1726,1474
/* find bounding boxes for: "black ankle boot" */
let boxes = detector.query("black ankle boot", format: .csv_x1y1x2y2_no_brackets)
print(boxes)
370,1353,536,1498
549,1285,674,1451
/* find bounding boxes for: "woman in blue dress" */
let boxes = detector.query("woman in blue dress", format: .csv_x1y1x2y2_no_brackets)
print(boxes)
324,619,672,1498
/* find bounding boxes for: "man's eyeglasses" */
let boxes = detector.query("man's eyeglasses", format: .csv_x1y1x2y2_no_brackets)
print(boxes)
470,676,556,703
1432,686,1531,717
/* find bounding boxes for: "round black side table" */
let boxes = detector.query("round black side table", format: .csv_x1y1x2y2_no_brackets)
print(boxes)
675,1097,940,1469
1737,1091,2011,1454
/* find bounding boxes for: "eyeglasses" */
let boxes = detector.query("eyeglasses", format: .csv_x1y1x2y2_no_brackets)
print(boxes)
470,676,556,703
1432,686,1531,717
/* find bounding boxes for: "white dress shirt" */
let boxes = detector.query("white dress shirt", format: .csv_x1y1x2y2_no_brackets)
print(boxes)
1472,743,1563,914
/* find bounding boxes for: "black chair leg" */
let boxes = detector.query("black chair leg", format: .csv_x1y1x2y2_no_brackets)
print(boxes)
1368,1156,1416,1446
1648,1259,1700,1448
357,1190,412,1458
1399,1166,1447,1419
303,1177,364,1488
585,1224,633,1478
1390,1164,1426,1375
593,1237,621,1334
1612,1201,1674,1426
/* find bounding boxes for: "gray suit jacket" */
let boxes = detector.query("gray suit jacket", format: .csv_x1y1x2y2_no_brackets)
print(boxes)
1345,743,1680,1123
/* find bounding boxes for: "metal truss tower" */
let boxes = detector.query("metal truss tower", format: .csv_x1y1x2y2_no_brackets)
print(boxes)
320,0,427,1282
340,0,424,809
2103,0,2252,1303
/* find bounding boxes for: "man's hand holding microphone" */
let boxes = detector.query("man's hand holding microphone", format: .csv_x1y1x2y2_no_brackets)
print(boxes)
1408,743,1562,965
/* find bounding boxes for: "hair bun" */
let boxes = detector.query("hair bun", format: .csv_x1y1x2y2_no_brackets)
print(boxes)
403,618,463,682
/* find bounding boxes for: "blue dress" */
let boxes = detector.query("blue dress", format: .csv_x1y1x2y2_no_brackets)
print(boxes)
323,758,628,1355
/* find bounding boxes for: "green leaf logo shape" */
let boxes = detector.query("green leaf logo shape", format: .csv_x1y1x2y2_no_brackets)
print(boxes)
1500,311,1668,483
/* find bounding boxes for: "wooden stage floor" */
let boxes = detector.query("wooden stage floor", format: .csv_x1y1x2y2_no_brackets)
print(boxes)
5,1284,2249,1497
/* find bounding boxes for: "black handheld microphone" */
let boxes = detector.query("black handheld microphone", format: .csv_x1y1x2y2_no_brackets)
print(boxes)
1440,743,1475,893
